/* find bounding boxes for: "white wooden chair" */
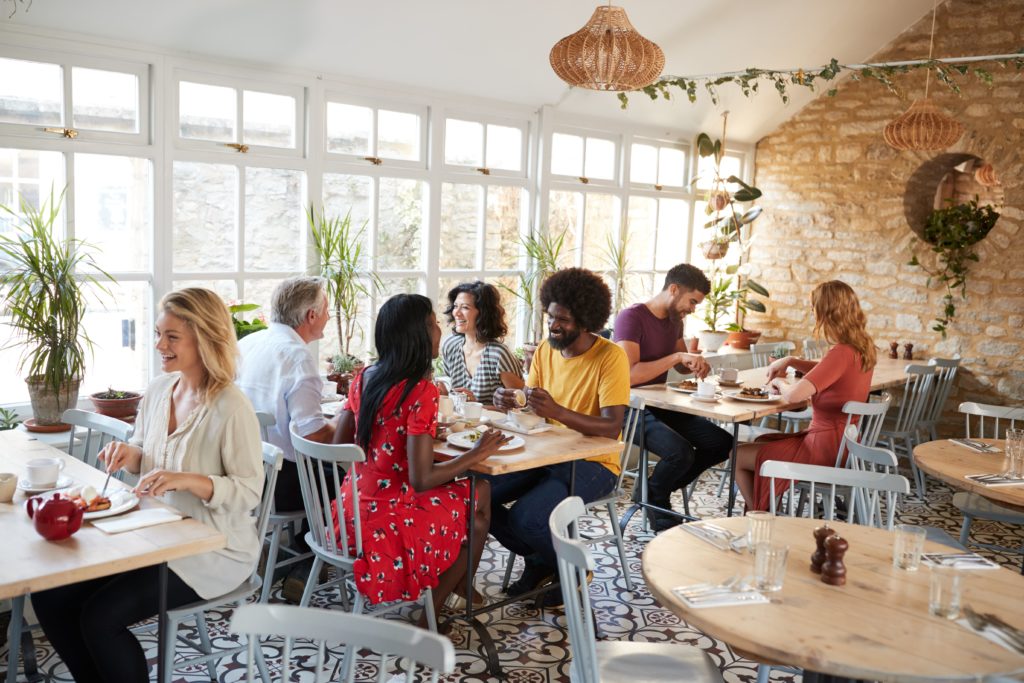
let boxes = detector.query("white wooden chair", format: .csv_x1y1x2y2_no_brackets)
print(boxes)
877,364,936,497
750,341,796,369
254,411,312,603
61,407,133,472
155,442,282,683
917,357,961,442
504,395,644,591
288,426,438,641
801,338,828,360
953,401,1024,553
549,497,723,683
230,603,454,683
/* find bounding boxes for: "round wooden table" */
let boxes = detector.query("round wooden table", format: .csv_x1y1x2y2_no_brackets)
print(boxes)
642,516,1024,681
914,438,1024,512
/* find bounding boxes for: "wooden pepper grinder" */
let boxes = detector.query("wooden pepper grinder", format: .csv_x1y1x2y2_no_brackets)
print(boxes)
903,343,914,360
821,534,849,586
811,523,836,574
888,341,899,359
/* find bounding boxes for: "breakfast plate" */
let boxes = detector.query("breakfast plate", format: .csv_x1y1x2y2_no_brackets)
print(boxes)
667,382,699,394
83,489,140,520
722,389,782,403
18,475,74,494
717,379,743,388
446,430,525,452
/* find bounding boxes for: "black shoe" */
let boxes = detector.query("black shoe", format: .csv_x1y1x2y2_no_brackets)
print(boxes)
542,570,593,608
652,514,683,533
507,560,555,597
281,561,330,604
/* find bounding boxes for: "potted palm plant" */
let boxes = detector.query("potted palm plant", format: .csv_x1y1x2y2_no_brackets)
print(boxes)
0,188,112,428
696,275,733,352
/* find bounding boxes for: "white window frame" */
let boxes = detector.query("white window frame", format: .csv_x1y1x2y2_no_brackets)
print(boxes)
173,69,306,159
323,91,428,171
0,46,150,146
441,111,530,180
548,126,621,189
628,136,689,191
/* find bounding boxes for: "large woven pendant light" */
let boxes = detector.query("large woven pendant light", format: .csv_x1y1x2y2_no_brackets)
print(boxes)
883,1,963,151
549,4,665,92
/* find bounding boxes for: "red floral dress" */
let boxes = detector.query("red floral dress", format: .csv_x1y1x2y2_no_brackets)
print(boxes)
333,372,471,605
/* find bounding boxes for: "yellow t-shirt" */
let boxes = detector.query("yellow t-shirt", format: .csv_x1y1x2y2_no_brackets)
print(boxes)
527,336,630,474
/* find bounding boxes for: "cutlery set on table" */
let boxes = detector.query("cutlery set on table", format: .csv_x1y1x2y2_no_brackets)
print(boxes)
961,605,1024,656
674,523,769,608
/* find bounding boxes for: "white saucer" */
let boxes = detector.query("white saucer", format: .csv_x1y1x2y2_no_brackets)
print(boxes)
691,393,723,403
83,489,140,520
18,475,74,493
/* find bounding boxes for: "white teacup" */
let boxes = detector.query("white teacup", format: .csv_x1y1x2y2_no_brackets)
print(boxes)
510,408,543,431
461,401,484,421
25,457,64,488
0,472,16,503
696,380,716,398
720,367,739,382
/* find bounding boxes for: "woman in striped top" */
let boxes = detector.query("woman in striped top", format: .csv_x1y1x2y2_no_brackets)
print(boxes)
441,281,523,406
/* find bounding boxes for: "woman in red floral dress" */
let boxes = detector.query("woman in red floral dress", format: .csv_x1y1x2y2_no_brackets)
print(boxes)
333,293,509,624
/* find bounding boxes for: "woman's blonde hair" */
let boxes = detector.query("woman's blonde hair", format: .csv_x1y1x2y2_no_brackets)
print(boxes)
159,288,238,401
811,280,876,372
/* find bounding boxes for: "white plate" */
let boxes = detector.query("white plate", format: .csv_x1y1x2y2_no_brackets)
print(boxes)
446,430,525,452
691,393,723,403
717,379,743,388
83,489,140,520
667,383,699,394
18,475,74,493
723,390,782,403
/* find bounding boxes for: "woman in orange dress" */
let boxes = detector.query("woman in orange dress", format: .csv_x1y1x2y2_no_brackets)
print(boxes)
734,281,877,511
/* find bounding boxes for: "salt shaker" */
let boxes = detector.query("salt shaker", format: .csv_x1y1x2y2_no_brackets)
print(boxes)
889,341,899,359
903,343,914,361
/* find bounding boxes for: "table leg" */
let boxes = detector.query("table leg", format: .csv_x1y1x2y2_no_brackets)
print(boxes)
458,474,502,677
157,562,168,683
727,422,740,517
4,596,24,683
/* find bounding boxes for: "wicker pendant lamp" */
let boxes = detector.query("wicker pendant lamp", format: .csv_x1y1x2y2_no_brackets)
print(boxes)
883,2,963,151
549,4,665,92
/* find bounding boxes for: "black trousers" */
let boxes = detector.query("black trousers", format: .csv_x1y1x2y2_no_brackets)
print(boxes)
32,565,201,683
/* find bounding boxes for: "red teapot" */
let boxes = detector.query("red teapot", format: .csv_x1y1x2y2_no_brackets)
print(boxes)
26,493,83,541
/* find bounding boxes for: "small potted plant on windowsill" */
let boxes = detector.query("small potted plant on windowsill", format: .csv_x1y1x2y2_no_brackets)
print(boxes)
326,353,364,396
90,388,143,420
723,265,770,350
228,303,268,340
696,275,733,352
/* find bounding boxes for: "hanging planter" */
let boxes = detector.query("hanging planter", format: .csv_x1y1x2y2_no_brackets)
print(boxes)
701,240,730,260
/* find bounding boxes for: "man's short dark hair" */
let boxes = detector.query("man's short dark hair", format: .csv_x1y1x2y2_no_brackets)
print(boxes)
539,268,611,332
663,263,711,295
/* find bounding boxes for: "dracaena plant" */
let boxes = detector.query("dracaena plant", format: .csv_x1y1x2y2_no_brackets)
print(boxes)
0,187,112,394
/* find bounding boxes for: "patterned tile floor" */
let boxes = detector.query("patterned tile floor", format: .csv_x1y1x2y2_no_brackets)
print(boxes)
4,468,1023,682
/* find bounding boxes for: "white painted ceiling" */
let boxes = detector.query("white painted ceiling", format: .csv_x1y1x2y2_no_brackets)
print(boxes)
2,0,937,143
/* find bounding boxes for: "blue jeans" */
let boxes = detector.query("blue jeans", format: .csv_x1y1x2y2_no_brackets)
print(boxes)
635,408,733,514
482,461,616,568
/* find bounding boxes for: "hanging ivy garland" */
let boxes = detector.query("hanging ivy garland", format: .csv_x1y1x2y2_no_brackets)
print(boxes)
617,52,1024,108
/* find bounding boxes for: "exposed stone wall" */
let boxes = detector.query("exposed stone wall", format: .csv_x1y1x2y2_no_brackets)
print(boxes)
747,0,1024,432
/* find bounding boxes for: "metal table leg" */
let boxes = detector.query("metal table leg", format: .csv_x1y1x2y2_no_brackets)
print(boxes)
726,422,740,517
157,562,168,682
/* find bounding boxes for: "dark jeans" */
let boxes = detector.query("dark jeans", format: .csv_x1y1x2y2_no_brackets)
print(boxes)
32,565,201,683
635,407,733,513
483,461,616,568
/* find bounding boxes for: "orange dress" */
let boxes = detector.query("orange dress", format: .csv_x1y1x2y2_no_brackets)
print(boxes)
752,344,873,511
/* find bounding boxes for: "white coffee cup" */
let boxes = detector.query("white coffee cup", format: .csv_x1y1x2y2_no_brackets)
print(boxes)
0,472,16,503
696,380,716,398
720,367,739,382
462,401,484,421
438,395,455,419
25,457,64,488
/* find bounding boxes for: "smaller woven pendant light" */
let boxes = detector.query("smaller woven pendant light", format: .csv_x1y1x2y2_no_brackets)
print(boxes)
550,5,665,92
883,1,963,151
974,162,1000,186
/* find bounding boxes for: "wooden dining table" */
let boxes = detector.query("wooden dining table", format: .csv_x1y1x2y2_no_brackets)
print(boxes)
435,409,622,676
643,516,1024,682
914,438,1024,513
0,428,225,683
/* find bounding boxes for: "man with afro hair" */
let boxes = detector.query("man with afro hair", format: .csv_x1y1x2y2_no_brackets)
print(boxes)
490,267,630,605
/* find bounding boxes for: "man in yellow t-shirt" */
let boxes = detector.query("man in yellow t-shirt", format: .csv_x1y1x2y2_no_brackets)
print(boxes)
491,268,630,605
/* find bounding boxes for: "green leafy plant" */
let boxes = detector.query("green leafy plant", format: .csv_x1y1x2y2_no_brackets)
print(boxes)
695,120,763,253
699,275,736,333
908,197,999,337
328,353,362,374
228,303,268,339
499,228,572,340
0,187,111,397
602,232,631,314
308,205,382,357
723,264,770,332
0,407,21,431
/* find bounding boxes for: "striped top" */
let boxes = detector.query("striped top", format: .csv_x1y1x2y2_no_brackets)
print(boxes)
440,334,523,406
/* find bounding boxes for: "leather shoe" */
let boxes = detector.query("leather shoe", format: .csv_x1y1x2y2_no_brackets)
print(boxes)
507,560,555,597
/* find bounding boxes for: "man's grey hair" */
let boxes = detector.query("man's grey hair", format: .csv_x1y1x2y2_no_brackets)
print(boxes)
271,276,327,328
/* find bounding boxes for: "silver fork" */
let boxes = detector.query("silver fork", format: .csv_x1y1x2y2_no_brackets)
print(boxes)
964,606,1024,654
674,575,740,597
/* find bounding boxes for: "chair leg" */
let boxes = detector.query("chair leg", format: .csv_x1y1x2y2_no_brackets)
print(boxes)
501,553,517,592
193,612,217,682
716,468,728,498
605,502,634,592
756,663,771,683
299,557,323,607
959,514,973,546
906,437,925,497
261,523,284,604
161,615,177,683
681,486,691,518
422,587,438,632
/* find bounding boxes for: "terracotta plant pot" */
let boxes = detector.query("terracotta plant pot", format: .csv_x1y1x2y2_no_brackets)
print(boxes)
725,331,755,350
26,376,81,426
90,391,143,419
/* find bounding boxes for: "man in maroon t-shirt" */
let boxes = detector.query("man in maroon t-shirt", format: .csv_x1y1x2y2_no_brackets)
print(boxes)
613,263,733,530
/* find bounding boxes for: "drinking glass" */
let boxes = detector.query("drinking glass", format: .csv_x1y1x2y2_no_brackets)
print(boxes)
746,511,775,553
892,524,927,570
928,565,963,619
1007,429,1024,478
753,542,789,592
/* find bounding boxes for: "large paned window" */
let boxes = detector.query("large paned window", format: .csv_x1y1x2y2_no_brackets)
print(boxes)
325,96,427,168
